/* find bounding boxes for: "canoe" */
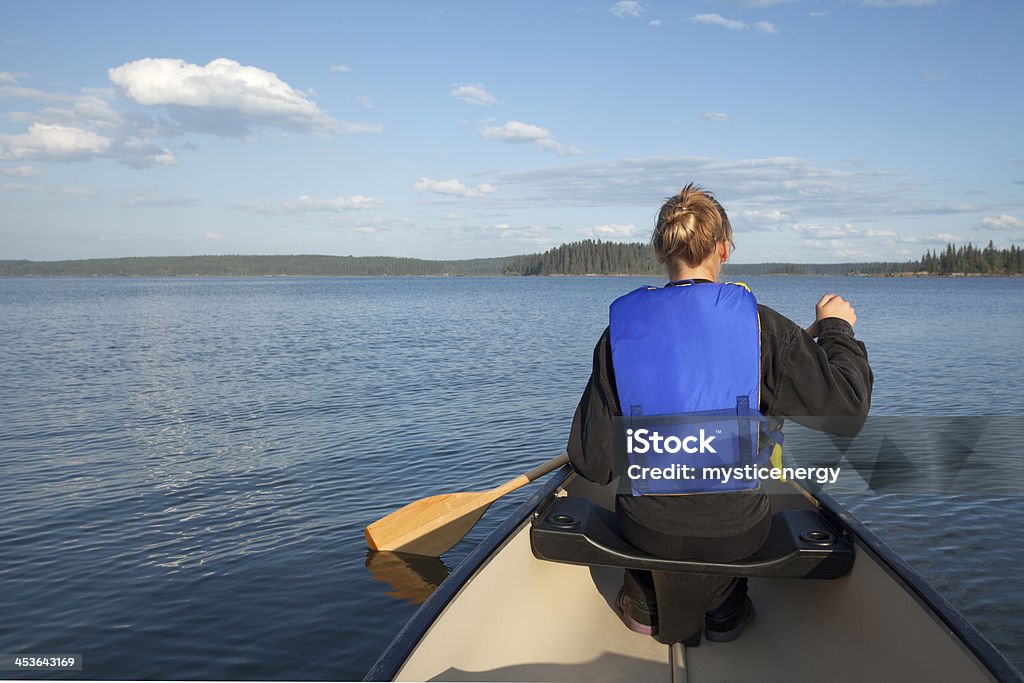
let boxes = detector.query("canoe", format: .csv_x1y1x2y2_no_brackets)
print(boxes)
366,459,1022,682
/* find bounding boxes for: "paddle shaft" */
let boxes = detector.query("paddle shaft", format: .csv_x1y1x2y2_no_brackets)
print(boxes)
524,451,570,484
488,451,570,497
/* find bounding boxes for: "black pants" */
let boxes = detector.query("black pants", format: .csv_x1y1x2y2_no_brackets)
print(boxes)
617,505,771,619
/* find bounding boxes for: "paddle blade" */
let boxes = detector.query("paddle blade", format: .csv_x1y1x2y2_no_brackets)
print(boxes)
365,490,497,556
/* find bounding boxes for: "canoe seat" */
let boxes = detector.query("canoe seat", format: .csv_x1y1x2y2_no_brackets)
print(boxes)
530,497,853,647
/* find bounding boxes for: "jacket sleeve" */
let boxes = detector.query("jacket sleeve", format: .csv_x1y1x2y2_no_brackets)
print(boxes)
566,328,620,485
759,306,873,436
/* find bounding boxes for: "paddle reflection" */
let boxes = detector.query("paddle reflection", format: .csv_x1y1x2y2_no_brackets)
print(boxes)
365,550,452,605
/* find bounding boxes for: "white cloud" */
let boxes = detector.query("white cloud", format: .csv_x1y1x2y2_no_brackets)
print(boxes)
800,239,874,259
9,99,122,132
487,153,984,237
116,136,177,167
482,120,547,142
480,120,583,156
3,84,214,168
450,83,502,106
0,164,39,177
244,194,384,215
740,208,789,222
894,232,964,245
718,0,800,5
0,85,78,101
206,231,224,240
108,57,380,136
756,21,780,33
355,94,374,109
329,64,352,73
981,213,1024,230
792,223,865,239
609,1,645,18
499,227,557,245
151,150,177,165
0,71,19,84
863,0,950,6
691,13,748,30
57,187,96,197
336,216,414,231
2,182,100,198
413,177,496,198
703,112,731,122
450,223,559,247
649,19,662,27
922,68,951,81
577,224,637,239
119,194,200,208
0,123,111,161
809,11,828,17
71,96,123,126
864,229,899,238
794,223,961,254
794,224,899,241
4,59,379,169
282,194,383,212
891,202,983,215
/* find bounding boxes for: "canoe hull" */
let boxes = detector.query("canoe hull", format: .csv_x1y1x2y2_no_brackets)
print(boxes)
367,467,1021,682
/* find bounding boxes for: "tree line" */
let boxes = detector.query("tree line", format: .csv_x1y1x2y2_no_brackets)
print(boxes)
504,239,1023,276
503,240,662,275
919,242,1024,275
503,240,916,276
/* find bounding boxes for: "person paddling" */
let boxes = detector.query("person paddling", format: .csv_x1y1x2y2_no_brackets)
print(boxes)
566,183,873,642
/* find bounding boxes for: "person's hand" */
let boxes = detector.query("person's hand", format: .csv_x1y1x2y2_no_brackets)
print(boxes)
806,294,857,337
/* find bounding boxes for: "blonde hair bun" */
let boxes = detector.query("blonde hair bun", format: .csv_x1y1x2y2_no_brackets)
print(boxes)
652,183,733,267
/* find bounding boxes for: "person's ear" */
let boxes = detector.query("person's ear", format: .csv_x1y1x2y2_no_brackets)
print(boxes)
719,241,730,264
655,249,666,265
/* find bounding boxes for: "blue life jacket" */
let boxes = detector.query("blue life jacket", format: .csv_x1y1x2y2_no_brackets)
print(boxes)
609,281,782,495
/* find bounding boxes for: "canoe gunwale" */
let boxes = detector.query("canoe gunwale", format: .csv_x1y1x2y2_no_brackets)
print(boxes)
363,463,575,682
810,487,1023,683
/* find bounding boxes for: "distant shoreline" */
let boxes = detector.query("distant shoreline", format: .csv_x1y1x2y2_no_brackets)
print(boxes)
855,271,1024,278
0,243,910,278
3,270,1021,279
2,242,1020,278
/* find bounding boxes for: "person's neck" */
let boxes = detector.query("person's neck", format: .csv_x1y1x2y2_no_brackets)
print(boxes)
667,263,719,283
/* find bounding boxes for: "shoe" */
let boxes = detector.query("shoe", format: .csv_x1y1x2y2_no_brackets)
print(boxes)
615,587,658,636
704,597,756,642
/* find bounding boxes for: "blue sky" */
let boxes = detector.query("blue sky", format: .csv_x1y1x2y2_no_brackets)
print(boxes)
1,0,1022,262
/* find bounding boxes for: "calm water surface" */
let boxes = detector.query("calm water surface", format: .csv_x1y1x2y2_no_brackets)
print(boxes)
1,276,1022,679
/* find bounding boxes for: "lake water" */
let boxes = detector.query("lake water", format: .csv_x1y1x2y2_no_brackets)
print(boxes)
1,276,1022,679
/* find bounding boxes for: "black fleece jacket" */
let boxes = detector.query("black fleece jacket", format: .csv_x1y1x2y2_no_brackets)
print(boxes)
566,285,874,538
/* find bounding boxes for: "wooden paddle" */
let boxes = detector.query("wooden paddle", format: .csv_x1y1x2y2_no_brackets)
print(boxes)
364,452,570,556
